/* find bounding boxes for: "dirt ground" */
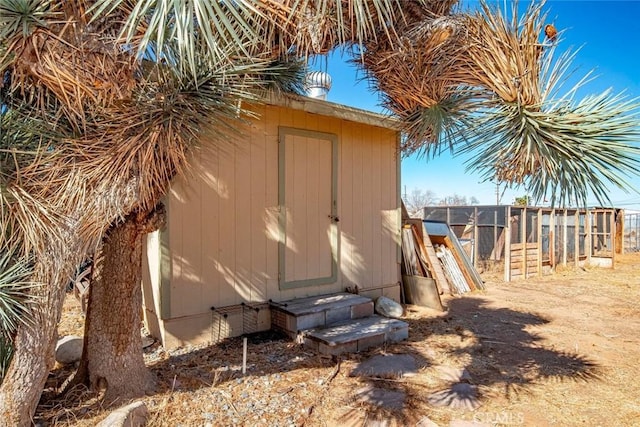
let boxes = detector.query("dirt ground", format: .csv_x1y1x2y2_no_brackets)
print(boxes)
39,253,640,426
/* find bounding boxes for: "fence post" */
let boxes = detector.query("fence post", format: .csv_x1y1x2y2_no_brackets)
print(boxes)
611,210,617,268
615,209,624,255
574,210,579,268
504,206,512,282
522,207,527,278
537,208,543,276
549,208,555,269
473,206,478,268
585,209,592,265
562,209,568,266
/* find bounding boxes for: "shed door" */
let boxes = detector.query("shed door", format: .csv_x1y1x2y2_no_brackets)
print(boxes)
279,127,338,289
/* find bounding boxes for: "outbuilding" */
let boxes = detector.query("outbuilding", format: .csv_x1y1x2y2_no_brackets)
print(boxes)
142,93,403,349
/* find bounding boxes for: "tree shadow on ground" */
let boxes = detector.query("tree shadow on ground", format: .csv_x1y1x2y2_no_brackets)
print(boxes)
36,296,600,425
37,329,372,425
335,296,600,425
441,297,600,391
139,330,434,427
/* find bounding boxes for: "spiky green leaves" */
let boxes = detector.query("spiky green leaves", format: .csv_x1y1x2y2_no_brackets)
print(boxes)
462,0,547,105
0,250,37,340
90,0,405,79
90,0,262,76
0,250,37,384
0,109,65,256
459,1,640,207
0,334,13,383
0,0,53,39
258,58,306,96
63,52,307,212
464,92,640,207
399,90,481,159
362,0,640,208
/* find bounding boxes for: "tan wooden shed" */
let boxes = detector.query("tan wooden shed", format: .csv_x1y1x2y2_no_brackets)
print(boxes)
142,94,402,349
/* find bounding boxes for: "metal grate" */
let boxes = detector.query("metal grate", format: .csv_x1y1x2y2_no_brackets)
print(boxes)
210,309,232,343
270,307,288,332
241,303,263,335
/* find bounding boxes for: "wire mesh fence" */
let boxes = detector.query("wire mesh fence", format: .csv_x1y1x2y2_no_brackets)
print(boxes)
422,205,619,281
624,213,640,252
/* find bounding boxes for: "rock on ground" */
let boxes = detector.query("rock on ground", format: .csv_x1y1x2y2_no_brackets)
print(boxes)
96,401,148,427
350,354,418,378
55,335,83,365
375,296,404,318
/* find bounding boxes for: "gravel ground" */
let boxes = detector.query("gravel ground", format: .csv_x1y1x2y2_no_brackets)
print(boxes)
39,253,640,426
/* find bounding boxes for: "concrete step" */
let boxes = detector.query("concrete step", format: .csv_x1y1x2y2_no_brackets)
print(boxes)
303,315,409,356
270,293,373,337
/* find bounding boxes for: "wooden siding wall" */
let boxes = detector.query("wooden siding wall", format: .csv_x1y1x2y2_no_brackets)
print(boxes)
161,104,400,319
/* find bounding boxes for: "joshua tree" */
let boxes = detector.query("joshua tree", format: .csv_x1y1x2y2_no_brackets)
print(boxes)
0,1,638,424
0,0,423,422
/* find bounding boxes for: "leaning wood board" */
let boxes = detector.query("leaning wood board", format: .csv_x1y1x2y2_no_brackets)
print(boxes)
418,223,452,295
445,236,478,291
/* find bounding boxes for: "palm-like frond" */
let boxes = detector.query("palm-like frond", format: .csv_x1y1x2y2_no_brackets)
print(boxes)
0,109,66,255
281,0,405,54
458,0,549,105
47,49,305,213
91,0,263,76
2,0,310,259
451,0,640,207
0,250,38,340
397,89,483,158
90,0,416,76
0,0,55,40
1,0,137,132
463,91,640,207
360,16,466,112
257,58,306,96
356,11,471,153
0,185,65,255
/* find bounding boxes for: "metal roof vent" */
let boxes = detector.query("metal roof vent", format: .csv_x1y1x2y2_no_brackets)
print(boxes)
304,71,332,100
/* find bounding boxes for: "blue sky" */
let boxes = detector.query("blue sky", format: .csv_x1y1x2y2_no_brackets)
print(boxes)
310,0,640,208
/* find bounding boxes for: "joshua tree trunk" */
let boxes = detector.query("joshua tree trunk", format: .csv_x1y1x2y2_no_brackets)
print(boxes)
68,205,164,404
0,239,82,427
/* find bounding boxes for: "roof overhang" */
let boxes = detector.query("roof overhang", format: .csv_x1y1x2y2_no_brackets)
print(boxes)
261,92,402,131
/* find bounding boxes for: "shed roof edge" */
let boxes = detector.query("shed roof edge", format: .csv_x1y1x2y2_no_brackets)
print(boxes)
260,92,401,131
